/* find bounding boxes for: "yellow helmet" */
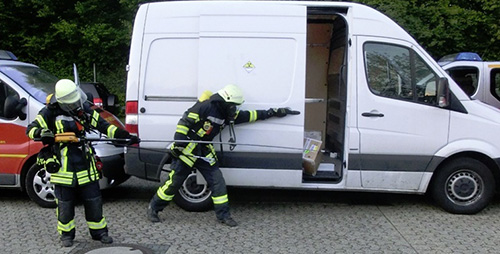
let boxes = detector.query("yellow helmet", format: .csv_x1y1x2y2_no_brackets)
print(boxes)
55,79,86,113
217,84,244,105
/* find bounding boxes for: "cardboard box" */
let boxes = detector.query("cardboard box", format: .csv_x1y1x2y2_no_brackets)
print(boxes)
303,138,322,176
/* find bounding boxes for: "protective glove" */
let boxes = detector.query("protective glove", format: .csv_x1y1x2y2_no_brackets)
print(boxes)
114,128,130,139
266,107,301,118
45,161,60,173
128,135,140,145
170,145,185,158
40,129,55,145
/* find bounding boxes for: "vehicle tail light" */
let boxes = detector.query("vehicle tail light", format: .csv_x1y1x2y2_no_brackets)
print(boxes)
93,98,103,107
95,156,103,172
125,101,139,136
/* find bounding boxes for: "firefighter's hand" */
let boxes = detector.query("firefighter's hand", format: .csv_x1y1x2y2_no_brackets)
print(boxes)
170,145,184,158
45,162,59,173
267,107,301,118
128,135,140,145
40,129,55,145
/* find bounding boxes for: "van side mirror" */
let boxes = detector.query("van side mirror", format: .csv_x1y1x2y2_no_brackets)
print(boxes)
437,77,450,108
4,96,27,120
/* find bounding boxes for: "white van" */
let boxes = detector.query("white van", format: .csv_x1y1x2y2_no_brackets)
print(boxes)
439,53,500,108
124,1,500,214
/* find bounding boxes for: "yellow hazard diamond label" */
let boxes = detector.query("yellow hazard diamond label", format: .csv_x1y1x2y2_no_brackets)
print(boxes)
243,61,255,73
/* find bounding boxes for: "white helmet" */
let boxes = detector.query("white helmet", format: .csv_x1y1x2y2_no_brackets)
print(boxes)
55,79,87,113
217,84,244,105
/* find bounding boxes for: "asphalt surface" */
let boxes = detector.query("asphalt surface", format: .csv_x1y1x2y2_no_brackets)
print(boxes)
2,176,500,254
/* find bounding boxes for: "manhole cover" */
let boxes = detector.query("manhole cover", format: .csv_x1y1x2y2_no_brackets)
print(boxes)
74,244,154,254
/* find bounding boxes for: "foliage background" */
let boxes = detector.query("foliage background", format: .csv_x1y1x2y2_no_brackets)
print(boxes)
0,0,499,113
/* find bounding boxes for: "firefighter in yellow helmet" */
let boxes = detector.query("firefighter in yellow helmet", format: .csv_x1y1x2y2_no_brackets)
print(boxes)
26,79,138,247
147,84,299,227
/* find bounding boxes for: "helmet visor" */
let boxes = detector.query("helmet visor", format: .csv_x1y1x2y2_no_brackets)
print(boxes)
57,88,87,113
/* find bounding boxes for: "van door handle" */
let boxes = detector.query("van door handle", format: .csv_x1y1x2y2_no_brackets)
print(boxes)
362,112,384,117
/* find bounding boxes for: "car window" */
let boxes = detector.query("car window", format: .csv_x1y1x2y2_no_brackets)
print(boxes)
490,68,500,101
364,42,438,105
446,67,478,97
0,65,58,103
0,80,20,119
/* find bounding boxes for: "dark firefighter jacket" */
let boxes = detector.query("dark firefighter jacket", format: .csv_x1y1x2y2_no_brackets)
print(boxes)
26,101,120,186
174,94,270,167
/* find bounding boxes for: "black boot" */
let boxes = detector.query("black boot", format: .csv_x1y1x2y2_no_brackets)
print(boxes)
147,196,161,223
61,237,74,247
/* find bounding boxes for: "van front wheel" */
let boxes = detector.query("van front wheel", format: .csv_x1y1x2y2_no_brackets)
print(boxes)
173,171,213,212
431,158,494,214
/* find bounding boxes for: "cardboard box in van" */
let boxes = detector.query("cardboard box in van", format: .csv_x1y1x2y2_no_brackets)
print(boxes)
303,138,322,176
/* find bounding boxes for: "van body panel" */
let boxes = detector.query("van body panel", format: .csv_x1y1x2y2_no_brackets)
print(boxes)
125,1,500,213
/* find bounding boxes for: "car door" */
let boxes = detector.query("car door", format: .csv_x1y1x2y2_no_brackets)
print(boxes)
356,37,450,190
0,78,32,185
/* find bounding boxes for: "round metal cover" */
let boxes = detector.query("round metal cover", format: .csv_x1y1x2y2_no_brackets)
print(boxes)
75,244,154,254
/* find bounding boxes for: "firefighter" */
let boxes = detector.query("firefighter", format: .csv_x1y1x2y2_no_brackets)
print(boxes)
26,79,138,247
147,84,299,227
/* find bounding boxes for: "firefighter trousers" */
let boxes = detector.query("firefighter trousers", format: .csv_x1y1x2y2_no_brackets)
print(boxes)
55,181,108,240
151,158,231,220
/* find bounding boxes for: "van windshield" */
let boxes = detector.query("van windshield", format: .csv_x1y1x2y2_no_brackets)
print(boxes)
0,64,58,103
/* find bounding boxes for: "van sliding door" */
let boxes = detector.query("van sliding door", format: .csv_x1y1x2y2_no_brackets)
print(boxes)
197,2,307,187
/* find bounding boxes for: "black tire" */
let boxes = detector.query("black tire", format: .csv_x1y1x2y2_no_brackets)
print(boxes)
431,158,495,214
173,171,213,212
25,164,57,208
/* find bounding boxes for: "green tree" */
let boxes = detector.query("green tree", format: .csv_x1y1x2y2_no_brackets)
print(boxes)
356,0,500,60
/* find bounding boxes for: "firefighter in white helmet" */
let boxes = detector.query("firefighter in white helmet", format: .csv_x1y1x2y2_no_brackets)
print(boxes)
147,84,299,227
27,79,139,247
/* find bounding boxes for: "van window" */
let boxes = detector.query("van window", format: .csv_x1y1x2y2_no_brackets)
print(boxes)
0,80,20,119
364,42,438,105
491,69,500,101
445,67,479,97
0,65,58,103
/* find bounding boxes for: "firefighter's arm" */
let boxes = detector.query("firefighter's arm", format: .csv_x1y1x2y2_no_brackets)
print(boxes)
234,107,300,124
26,108,50,140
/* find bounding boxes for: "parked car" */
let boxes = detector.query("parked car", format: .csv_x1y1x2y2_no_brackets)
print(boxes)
438,52,500,109
0,50,128,208
80,82,119,115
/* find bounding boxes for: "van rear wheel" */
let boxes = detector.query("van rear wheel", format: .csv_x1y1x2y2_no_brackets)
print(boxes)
173,171,213,212
25,164,56,208
431,158,494,214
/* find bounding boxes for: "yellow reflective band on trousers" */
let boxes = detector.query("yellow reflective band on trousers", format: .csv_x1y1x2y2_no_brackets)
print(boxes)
87,217,107,230
57,220,75,234
107,125,117,138
157,170,176,201
212,194,228,205
176,125,189,135
91,111,100,127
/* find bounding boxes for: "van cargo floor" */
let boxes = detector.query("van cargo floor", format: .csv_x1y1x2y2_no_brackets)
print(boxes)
302,170,340,183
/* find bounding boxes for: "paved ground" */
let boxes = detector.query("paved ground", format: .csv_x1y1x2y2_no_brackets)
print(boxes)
2,176,500,254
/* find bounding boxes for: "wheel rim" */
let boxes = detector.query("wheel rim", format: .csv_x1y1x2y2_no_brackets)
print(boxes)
178,172,211,204
446,169,483,205
33,169,56,203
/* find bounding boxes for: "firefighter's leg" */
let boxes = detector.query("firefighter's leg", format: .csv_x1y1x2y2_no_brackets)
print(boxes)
197,161,236,226
148,158,191,222
79,182,112,243
55,185,76,247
